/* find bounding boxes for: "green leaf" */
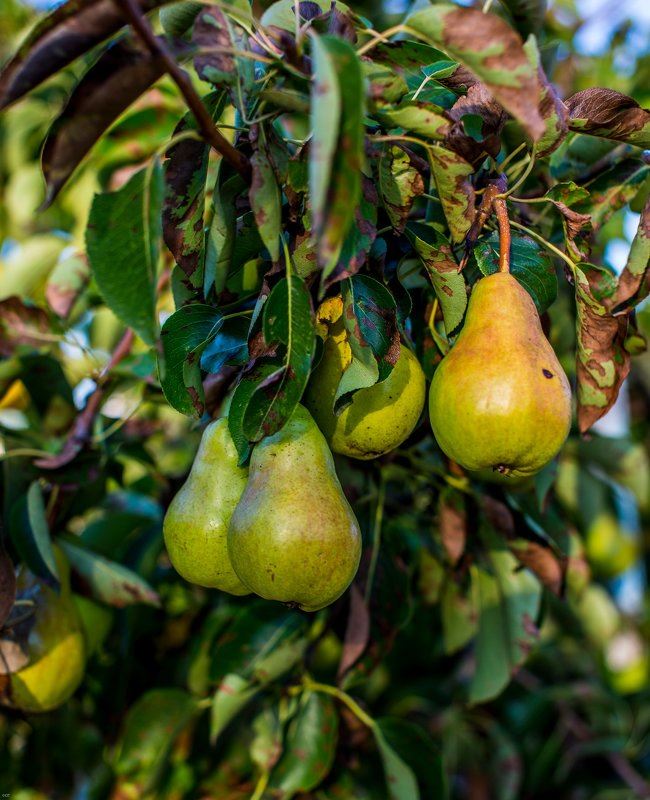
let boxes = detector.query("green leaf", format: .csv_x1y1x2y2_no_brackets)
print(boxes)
200,315,249,373
469,530,542,704
579,158,650,230
441,578,477,655
86,161,162,345
500,0,547,38
522,36,568,157
250,126,282,262
378,145,425,232
611,196,649,312
158,304,223,417
210,673,259,743
59,539,160,608
9,481,59,589
406,221,467,334
474,231,557,314
251,706,284,772
310,34,365,279
205,167,247,296
427,144,475,243
45,251,89,318
375,718,447,800
270,692,338,796
115,688,199,793
261,0,350,30
373,721,420,800
406,4,544,141
377,100,450,140
242,275,315,442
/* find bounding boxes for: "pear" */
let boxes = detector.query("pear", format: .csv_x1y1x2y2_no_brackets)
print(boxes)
228,405,361,611
429,272,571,478
1,547,86,713
163,418,249,595
304,299,426,459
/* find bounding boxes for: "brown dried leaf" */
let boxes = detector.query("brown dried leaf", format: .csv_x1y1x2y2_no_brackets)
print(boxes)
446,82,507,164
439,491,467,566
0,297,50,357
338,583,370,681
609,195,650,312
509,540,564,596
566,88,650,149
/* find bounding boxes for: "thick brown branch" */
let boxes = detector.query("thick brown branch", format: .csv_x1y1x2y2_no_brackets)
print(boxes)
113,0,251,182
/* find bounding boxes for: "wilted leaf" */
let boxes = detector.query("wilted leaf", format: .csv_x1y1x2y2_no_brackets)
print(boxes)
241,275,315,441
9,482,59,589
446,83,507,164
427,144,475,242
270,692,338,796
565,88,650,149
41,37,172,206
158,304,223,417
310,34,365,278
0,297,50,356
610,196,650,312
474,231,557,314
523,37,568,157
86,161,162,345
407,221,467,333
406,4,544,141
378,145,424,232
115,688,198,793
438,489,466,566
163,91,229,290
338,582,370,679
0,0,165,110
574,264,630,433
60,539,160,607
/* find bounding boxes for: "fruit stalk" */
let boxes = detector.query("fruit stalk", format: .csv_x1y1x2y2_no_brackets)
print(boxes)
493,196,511,274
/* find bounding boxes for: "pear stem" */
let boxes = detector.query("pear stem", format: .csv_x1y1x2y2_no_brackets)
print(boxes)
493,197,511,273
301,677,377,730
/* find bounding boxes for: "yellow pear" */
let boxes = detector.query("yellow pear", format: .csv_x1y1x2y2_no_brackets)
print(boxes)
1,547,86,713
163,418,249,595
304,297,426,459
584,513,638,578
429,272,571,478
228,405,361,612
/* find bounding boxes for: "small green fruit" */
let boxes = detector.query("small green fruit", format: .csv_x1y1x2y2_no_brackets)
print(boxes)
163,418,249,595
228,405,361,611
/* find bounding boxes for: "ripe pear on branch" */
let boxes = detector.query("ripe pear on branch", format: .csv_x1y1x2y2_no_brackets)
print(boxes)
429,202,571,479
163,418,249,595
304,296,426,460
228,405,361,612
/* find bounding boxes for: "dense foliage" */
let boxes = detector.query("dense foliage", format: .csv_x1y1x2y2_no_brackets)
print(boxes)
0,0,649,797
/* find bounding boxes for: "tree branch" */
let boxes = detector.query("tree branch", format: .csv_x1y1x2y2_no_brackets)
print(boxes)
113,0,251,182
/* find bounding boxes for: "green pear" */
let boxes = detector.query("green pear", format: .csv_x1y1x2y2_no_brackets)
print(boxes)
304,336,426,460
429,273,571,478
227,405,361,611
1,547,86,713
163,418,249,595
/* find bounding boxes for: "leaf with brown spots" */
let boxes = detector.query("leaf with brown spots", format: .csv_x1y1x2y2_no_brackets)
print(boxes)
523,37,569,157
446,82,507,164
578,157,650,230
427,143,476,243
407,4,545,141
0,297,50,357
378,145,424,232
609,195,650,313
249,124,282,263
0,0,165,110
574,264,631,433
407,220,467,334
565,88,650,149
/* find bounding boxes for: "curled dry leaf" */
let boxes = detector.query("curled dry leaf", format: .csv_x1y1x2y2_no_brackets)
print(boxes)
446,83,507,164
609,196,650,313
566,88,650,149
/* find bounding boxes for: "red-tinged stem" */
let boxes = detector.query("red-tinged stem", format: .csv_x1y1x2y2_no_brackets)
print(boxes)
493,196,511,273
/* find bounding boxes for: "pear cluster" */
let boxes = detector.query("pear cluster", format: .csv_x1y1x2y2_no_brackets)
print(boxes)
164,406,362,612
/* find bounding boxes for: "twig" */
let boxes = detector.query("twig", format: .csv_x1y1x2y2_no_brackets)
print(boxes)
493,197,511,273
113,0,251,182
458,175,507,271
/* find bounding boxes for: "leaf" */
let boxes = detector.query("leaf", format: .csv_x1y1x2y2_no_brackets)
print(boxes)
610,196,649,312
59,539,160,607
163,91,229,290
115,688,199,793
523,37,569,157
406,4,544,141
574,264,631,433
427,144,475,242
210,673,259,742
338,582,370,679
45,252,89,319
373,721,419,800
0,297,50,357
500,0,547,38
474,231,557,314
406,221,467,334
9,482,59,589
228,361,278,460
441,578,477,655
41,37,171,206
438,488,466,566
204,167,247,296
565,88,650,149
159,0,202,37
0,549,16,629
249,125,282,262
242,276,315,442
375,718,447,800
270,692,338,796
86,162,162,345
377,100,450,140
158,304,223,417
378,146,425,232
200,316,249,373
469,532,541,704
0,0,166,110
310,34,365,278
580,157,650,230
